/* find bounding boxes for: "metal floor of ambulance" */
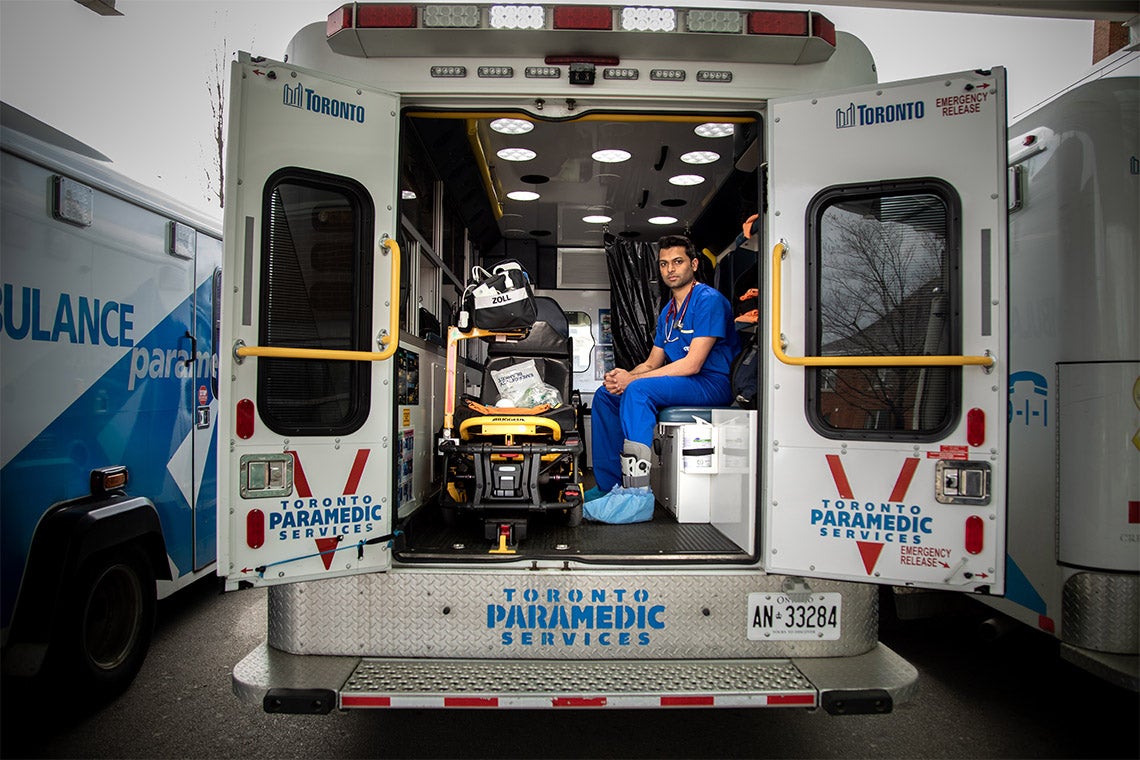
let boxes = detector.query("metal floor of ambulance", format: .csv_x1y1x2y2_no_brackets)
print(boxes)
396,500,748,562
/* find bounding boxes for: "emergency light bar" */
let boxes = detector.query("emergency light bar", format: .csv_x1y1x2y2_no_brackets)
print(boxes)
327,3,838,64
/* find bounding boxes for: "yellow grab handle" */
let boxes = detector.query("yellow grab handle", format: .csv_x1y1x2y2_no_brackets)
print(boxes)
771,242,994,368
236,236,402,363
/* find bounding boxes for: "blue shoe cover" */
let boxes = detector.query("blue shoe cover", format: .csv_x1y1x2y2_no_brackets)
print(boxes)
583,486,655,524
583,486,606,503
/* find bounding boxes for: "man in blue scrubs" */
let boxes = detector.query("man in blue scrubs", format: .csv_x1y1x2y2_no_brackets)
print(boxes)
585,235,740,521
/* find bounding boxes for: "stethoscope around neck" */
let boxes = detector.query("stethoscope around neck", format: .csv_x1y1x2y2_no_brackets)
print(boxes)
663,284,698,343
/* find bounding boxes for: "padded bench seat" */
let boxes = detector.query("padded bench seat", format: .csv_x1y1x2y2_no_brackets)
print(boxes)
657,406,736,424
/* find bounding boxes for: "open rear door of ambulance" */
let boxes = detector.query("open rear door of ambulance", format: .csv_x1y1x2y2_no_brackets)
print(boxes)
218,54,400,589
764,69,1008,599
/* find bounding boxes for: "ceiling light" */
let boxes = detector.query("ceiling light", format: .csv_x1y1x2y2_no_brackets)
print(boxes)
592,149,632,163
401,190,417,200
490,118,535,134
582,215,612,224
680,150,720,164
649,216,678,225
694,122,735,138
507,190,540,201
497,148,537,162
669,174,705,186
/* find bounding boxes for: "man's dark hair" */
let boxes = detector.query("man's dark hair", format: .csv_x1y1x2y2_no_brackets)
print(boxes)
657,235,697,261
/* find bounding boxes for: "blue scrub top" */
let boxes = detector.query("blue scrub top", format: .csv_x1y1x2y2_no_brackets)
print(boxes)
653,282,740,377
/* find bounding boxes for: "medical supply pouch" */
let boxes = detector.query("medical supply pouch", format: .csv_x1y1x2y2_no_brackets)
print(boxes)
490,358,544,406
466,260,537,332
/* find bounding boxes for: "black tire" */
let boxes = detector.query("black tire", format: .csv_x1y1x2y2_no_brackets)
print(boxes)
50,545,156,699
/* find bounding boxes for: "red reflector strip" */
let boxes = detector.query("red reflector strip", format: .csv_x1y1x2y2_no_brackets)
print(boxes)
288,450,313,498
341,695,391,708
552,5,612,30
748,10,808,36
768,694,816,706
245,509,265,549
327,5,353,36
964,514,985,554
889,457,920,502
967,407,986,447
1038,615,1055,633
811,12,837,46
357,3,417,28
236,398,255,440
661,695,714,707
825,454,854,499
553,696,607,707
444,697,499,707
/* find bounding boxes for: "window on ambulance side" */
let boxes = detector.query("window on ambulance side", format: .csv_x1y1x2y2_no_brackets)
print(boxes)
257,169,374,435
806,180,962,441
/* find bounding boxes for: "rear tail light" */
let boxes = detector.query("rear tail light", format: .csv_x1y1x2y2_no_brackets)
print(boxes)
552,5,612,30
964,515,985,555
748,10,808,36
356,3,417,28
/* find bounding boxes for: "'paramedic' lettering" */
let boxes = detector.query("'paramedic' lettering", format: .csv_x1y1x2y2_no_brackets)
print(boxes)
271,495,381,540
129,348,217,391
1,284,134,347
283,82,365,124
489,587,664,647
810,499,933,545
836,100,925,129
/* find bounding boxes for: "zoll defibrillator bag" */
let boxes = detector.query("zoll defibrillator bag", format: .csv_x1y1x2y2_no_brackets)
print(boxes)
461,260,537,332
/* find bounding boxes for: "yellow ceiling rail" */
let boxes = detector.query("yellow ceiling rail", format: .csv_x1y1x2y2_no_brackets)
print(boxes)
771,242,994,369
235,237,402,363
466,119,504,220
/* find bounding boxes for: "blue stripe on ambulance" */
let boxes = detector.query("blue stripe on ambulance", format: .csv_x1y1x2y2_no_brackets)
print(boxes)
1,278,217,629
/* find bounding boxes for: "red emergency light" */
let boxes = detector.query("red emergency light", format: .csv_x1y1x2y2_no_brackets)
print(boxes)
747,10,807,36
553,5,613,30
812,13,836,47
357,4,418,28
327,5,354,36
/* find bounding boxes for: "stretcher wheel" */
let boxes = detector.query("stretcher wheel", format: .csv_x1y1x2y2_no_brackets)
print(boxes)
566,503,583,527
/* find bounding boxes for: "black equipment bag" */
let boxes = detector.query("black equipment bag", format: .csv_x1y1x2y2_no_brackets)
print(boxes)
462,260,537,332
730,325,759,409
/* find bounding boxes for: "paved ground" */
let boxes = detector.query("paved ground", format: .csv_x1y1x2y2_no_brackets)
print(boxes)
2,576,1137,759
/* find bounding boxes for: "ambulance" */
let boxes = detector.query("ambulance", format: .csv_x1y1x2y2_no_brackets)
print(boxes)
1,103,222,696
216,2,1134,713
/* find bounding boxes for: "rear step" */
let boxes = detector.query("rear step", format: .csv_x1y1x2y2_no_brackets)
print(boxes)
237,643,915,715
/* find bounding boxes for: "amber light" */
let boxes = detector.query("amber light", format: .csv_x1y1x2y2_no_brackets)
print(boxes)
964,515,985,555
246,509,265,549
236,398,256,440
967,407,986,447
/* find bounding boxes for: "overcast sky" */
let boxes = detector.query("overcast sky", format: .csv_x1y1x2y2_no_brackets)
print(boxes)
1,1,1097,218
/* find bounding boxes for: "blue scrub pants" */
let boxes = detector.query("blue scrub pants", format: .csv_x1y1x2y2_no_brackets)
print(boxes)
590,373,733,492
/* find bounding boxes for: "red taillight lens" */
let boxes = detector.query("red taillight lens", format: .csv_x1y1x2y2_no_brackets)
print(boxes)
967,408,986,447
236,398,255,440
553,6,612,30
357,3,417,28
748,10,808,36
327,4,353,36
964,515,985,554
811,12,836,46
246,509,265,549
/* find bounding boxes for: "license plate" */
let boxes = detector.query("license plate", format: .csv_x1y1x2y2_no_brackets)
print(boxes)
746,592,842,641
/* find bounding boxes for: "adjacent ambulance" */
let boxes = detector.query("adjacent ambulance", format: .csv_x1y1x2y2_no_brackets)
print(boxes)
216,2,1136,713
1,103,222,696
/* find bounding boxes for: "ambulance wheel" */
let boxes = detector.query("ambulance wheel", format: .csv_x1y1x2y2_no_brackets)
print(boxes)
52,544,156,698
